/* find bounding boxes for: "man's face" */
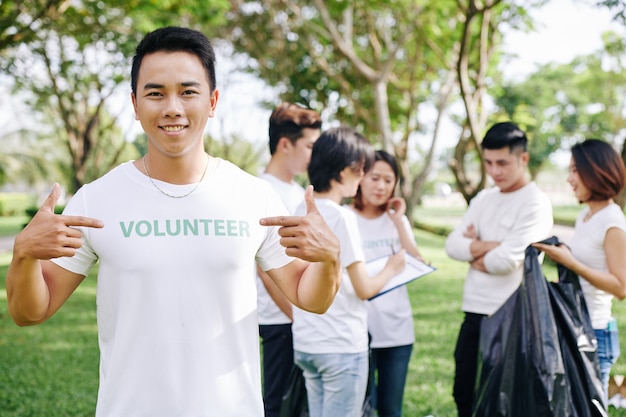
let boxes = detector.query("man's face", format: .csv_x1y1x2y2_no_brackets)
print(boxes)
483,147,529,193
131,51,219,158
285,127,321,176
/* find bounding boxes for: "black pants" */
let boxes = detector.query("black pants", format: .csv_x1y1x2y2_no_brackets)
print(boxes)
453,312,486,417
259,323,297,417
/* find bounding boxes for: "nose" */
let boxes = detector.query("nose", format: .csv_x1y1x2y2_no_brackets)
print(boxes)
567,172,575,185
163,96,183,118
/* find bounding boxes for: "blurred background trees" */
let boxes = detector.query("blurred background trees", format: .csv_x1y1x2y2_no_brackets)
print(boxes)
1,0,625,215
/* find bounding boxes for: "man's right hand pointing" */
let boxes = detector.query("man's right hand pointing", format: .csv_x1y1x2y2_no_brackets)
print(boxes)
13,183,104,260
260,185,339,263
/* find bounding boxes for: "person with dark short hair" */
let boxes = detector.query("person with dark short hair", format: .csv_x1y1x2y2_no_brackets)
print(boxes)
534,139,626,407
292,127,406,417
348,149,425,417
445,121,553,417
5,26,341,417
257,102,322,417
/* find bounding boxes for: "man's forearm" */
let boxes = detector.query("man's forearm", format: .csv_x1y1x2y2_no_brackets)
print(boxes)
6,256,49,325
469,240,500,260
296,259,340,314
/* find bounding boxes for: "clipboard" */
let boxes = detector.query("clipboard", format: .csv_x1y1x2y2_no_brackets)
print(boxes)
366,253,436,300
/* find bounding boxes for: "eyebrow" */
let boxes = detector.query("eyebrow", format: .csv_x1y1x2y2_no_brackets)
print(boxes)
142,81,202,90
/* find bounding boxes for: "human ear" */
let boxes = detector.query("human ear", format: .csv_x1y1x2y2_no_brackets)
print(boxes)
207,89,219,118
131,92,139,120
278,137,292,153
521,151,530,165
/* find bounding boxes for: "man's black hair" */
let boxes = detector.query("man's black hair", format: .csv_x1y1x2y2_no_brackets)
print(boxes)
131,26,217,95
481,122,527,153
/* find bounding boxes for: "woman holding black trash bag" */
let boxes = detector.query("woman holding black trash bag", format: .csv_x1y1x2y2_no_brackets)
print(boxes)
533,138,626,403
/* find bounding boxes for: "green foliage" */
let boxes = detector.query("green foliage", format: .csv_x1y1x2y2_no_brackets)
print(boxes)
223,0,462,142
0,0,230,192
598,0,626,25
0,0,68,51
492,30,626,178
0,193,36,216
0,127,64,189
0,215,30,236
204,134,266,176
413,220,453,237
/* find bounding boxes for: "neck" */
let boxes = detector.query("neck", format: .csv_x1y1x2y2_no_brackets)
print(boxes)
141,152,209,184
315,188,344,204
354,203,385,219
586,199,612,215
500,178,529,193
265,159,293,183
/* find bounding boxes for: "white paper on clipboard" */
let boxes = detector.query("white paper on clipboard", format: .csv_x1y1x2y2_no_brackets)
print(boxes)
366,253,436,300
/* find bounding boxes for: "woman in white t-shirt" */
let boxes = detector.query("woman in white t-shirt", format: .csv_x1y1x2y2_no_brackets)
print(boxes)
534,139,626,405
293,127,406,417
348,150,424,417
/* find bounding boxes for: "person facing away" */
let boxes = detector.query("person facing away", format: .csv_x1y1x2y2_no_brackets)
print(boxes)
533,139,626,406
292,127,406,417
5,26,342,417
257,102,322,417
444,121,553,417
347,149,425,417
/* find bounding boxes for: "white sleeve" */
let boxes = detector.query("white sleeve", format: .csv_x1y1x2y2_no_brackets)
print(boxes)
444,194,481,262
483,192,553,274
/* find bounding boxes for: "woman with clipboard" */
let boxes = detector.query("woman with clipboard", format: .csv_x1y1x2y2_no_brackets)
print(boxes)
347,150,425,417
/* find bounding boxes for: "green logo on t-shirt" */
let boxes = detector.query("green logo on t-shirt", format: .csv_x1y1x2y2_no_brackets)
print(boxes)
119,219,251,238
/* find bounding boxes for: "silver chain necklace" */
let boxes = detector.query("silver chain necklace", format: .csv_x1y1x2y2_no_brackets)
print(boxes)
142,154,210,199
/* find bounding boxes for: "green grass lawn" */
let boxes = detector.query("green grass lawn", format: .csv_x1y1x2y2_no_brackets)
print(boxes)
0,215,28,237
2,228,626,415
415,204,583,229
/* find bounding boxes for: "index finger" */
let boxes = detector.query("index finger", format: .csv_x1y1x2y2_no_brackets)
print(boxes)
61,214,104,229
259,214,302,227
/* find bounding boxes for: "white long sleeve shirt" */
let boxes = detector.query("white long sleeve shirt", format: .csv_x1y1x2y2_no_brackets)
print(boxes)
445,182,553,315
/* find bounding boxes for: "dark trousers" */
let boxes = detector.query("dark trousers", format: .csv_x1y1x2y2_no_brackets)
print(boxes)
260,323,296,417
453,312,486,417
369,344,413,417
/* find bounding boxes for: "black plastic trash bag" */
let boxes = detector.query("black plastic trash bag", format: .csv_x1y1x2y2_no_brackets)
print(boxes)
472,236,607,417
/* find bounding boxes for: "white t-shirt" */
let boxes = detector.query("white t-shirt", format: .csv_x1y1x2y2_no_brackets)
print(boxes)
292,198,368,354
348,208,416,348
52,159,292,417
256,173,304,325
568,203,626,329
445,182,553,315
